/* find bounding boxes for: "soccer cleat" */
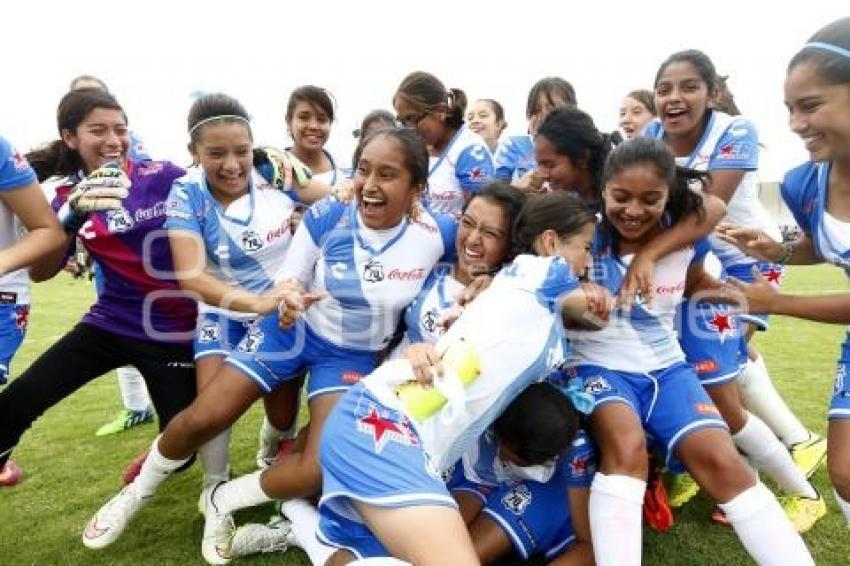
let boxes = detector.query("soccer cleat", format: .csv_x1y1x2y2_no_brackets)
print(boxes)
122,449,149,485
82,483,148,549
0,460,22,487
96,406,155,437
779,491,827,533
230,516,294,558
643,476,674,532
790,433,827,479
201,483,235,565
666,472,700,508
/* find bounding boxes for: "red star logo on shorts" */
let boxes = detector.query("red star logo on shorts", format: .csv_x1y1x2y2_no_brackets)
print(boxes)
709,312,733,338
357,406,416,453
764,267,782,284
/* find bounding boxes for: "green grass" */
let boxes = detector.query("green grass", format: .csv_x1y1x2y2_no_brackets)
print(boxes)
1,267,848,564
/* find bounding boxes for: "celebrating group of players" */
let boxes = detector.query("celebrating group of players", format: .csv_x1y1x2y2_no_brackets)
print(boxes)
1,15,849,566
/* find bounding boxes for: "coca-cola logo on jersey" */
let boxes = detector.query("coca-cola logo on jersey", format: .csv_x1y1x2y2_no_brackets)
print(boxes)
387,268,426,281
655,281,686,295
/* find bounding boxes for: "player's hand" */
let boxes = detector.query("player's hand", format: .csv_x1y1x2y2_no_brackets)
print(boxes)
456,274,492,307
332,179,355,203
724,267,778,315
715,224,784,263
619,252,655,309
581,281,614,326
403,342,444,384
437,304,465,333
513,169,546,193
288,206,306,234
68,164,130,214
277,289,325,329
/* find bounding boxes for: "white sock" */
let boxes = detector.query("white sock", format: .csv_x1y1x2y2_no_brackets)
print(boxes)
213,470,272,515
720,482,814,566
200,428,232,488
134,435,190,498
117,366,151,412
280,499,336,566
738,354,809,447
732,413,817,499
835,489,850,526
589,473,645,566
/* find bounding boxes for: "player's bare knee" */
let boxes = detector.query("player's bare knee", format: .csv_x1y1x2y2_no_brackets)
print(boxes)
602,430,648,478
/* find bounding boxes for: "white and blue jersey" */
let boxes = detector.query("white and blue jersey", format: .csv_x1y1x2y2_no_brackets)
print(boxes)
128,131,151,162
568,238,711,373
398,265,463,348
566,237,726,471
782,161,850,419
165,167,298,319
226,198,455,398
492,133,536,183
448,430,596,561
317,254,581,558
426,125,494,217
644,110,782,271
0,135,37,382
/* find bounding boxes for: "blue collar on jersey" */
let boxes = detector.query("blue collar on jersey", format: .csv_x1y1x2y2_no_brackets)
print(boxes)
350,205,410,256
813,161,850,266
428,125,467,177
201,170,256,227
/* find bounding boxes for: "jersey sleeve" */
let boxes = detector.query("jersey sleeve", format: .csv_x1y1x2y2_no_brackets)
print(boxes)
707,117,759,171
276,197,345,284
492,136,523,181
302,196,347,246
780,162,818,235
128,130,151,162
562,430,596,488
640,119,663,139
433,212,458,263
538,257,582,312
0,135,37,191
454,143,494,193
163,178,203,233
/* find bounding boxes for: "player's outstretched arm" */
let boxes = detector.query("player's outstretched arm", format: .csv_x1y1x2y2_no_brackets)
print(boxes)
561,284,613,330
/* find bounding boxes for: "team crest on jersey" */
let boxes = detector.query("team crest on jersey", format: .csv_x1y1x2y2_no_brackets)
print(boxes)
198,321,221,343
237,326,264,353
363,258,385,283
707,311,736,341
421,308,439,334
241,229,264,252
356,403,418,453
584,376,611,395
106,208,135,233
501,484,532,515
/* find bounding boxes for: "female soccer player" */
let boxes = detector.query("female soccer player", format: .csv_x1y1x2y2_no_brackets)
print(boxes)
84,127,456,564
286,85,344,187
567,136,812,565
618,89,656,139
315,190,606,565
0,134,65,486
466,99,506,153
0,89,199,490
393,71,494,217
717,16,850,526
646,50,825,509
492,76,577,187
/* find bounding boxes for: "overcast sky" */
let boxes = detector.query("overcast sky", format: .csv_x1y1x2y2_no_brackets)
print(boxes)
2,0,845,181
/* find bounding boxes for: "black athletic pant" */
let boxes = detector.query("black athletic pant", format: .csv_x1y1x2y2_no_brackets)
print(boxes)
0,322,196,468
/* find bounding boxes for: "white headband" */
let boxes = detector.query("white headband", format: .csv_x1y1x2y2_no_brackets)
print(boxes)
189,114,251,136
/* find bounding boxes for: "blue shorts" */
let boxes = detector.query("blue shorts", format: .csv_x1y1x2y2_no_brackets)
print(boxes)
576,362,727,473
193,312,256,360
317,383,456,559
677,301,745,386
225,314,377,399
724,261,783,328
0,302,29,383
829,332,850,420
448,465,576,560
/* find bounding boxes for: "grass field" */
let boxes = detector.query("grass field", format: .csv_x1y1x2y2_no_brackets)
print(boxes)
0,266,848,565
